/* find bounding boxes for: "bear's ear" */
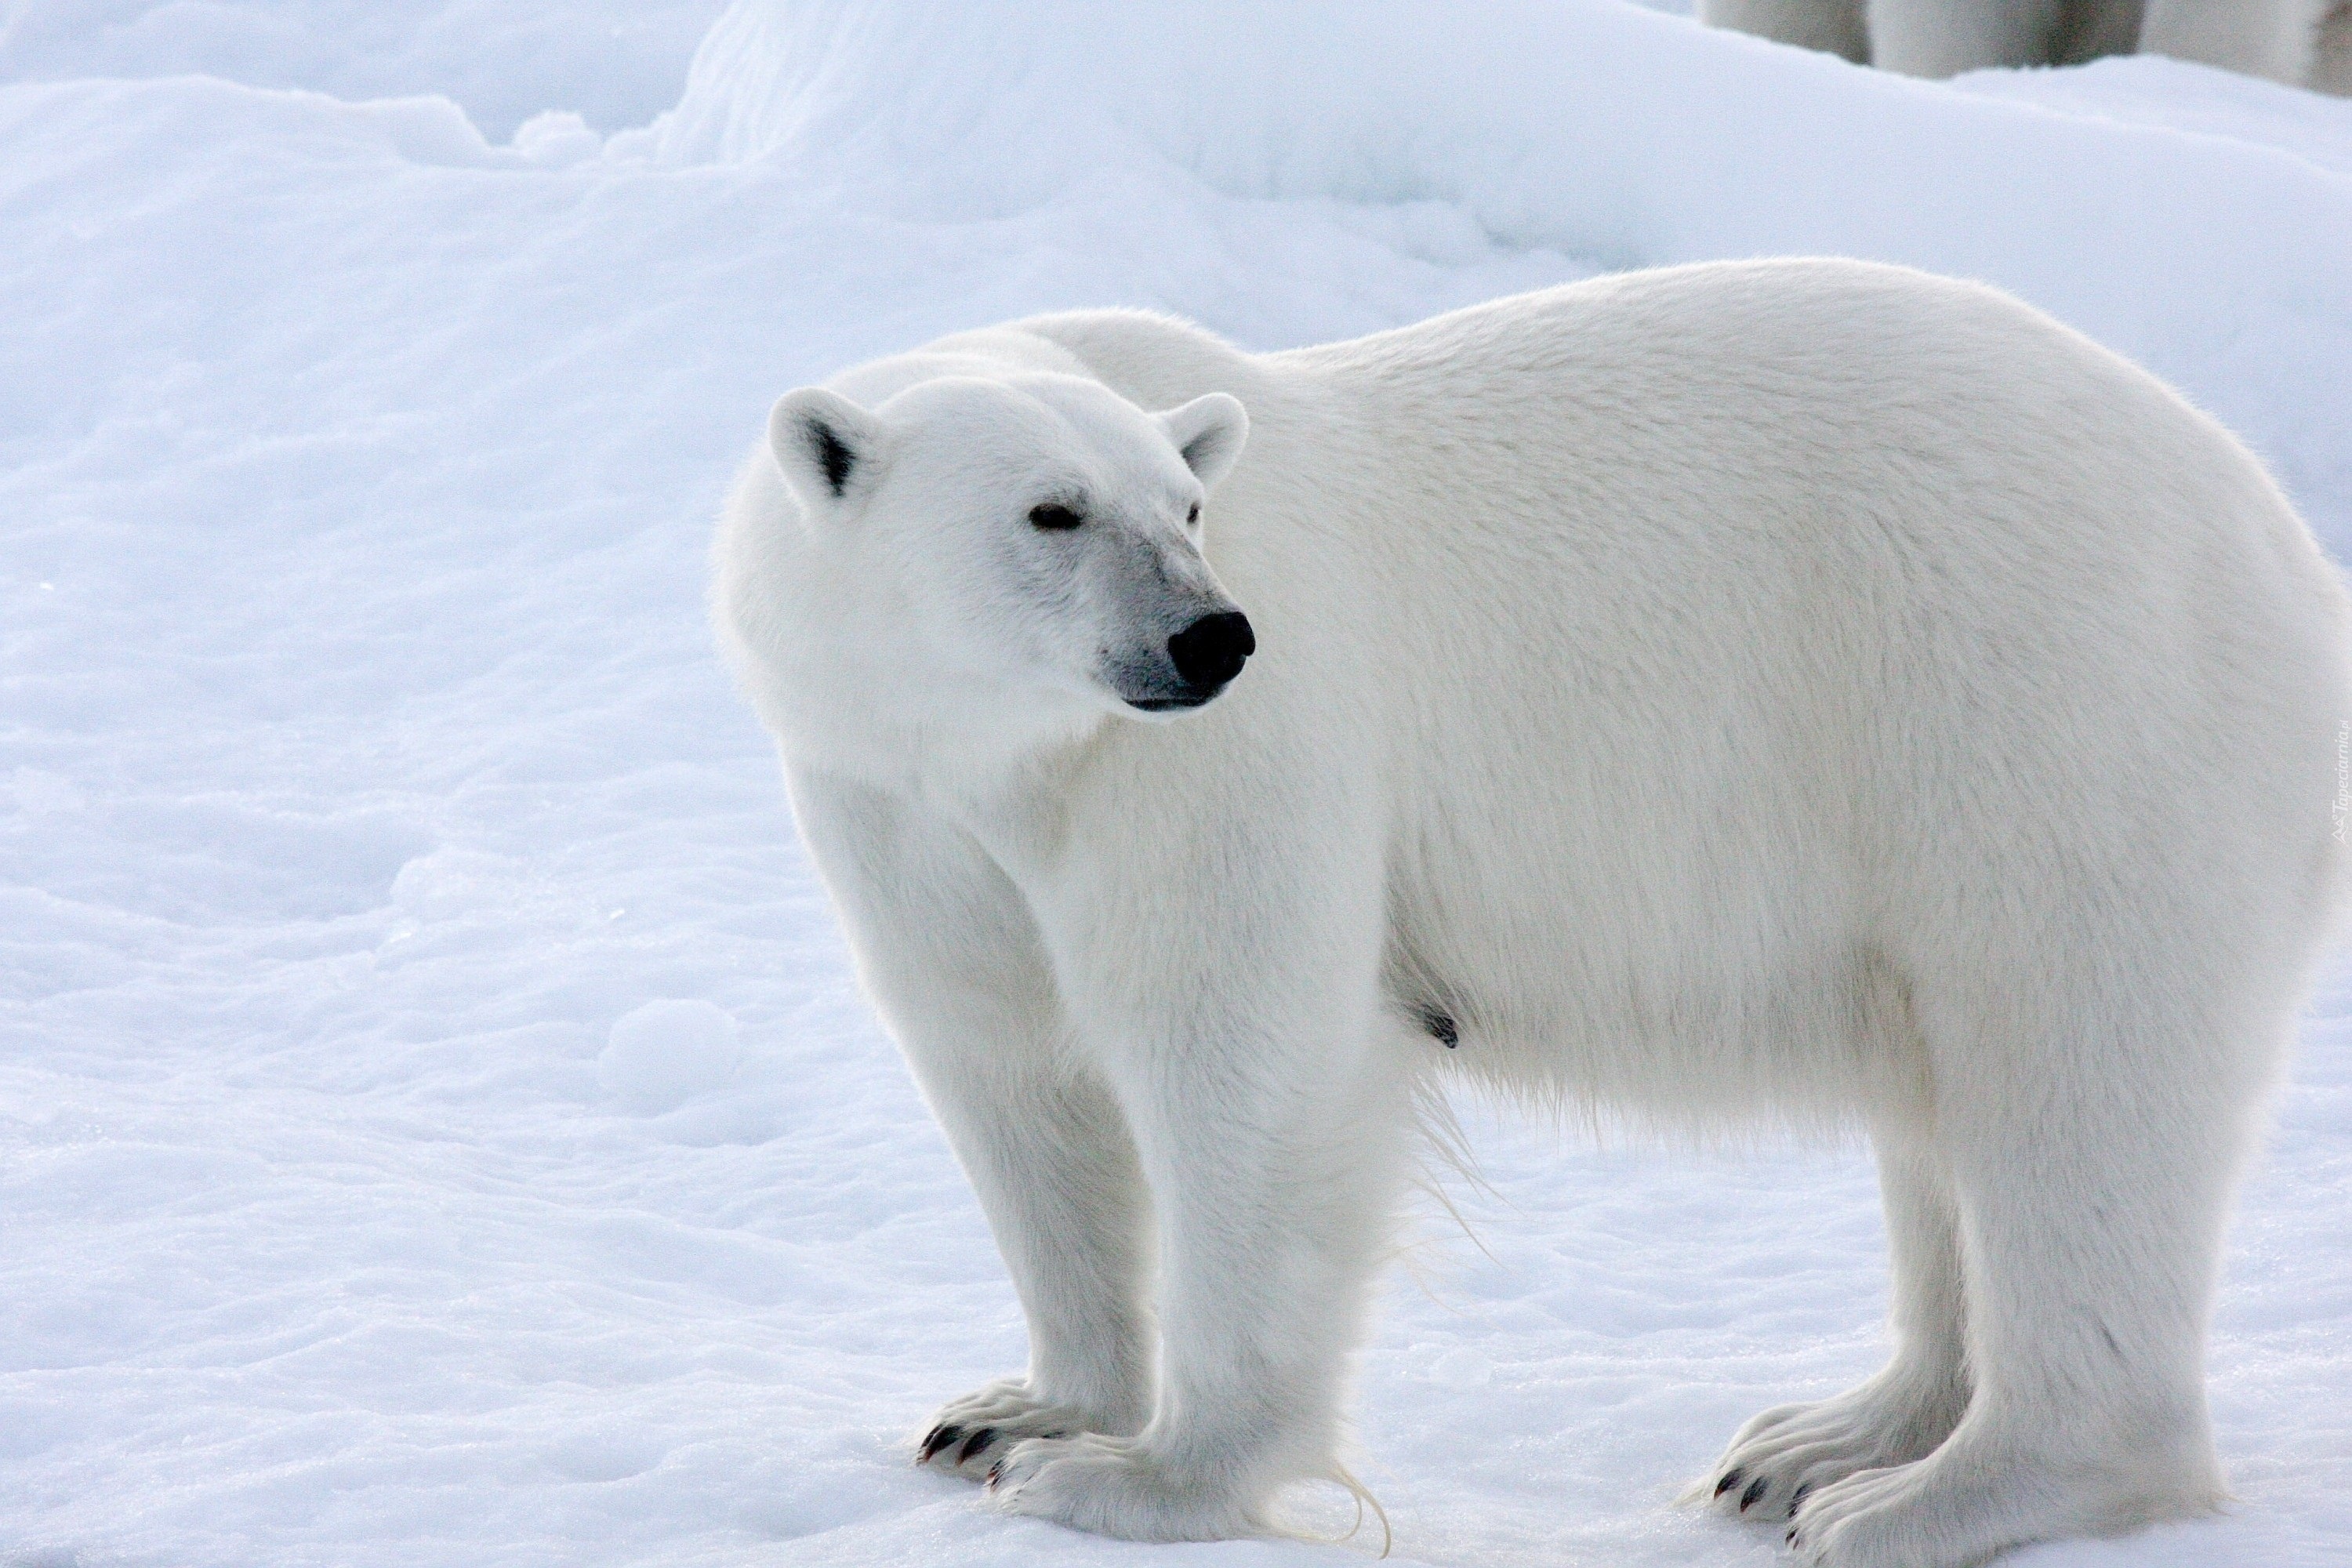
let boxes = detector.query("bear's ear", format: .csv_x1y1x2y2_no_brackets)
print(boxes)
768,387,887,517
1156,393,1250,491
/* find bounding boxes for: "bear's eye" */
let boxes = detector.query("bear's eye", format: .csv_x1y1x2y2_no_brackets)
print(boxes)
1186,503,1200,526
1029,503,1084,531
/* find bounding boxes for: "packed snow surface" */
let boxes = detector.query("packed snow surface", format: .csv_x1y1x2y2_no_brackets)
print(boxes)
3,2,2349,1564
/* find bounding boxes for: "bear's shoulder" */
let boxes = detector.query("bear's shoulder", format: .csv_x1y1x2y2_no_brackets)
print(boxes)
999,309,1261,413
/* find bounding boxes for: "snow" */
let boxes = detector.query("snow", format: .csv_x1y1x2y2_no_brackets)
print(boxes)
598,1000,744,1115
1,2,2347,1565
0,2,732,140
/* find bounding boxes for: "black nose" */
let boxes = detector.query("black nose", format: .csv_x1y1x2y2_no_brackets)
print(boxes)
1167,610,1254,691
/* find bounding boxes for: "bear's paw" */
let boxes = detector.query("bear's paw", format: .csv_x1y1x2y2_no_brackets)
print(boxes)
1782,1429,2220,1568
986,1432,1252,1541
915,1378,1109,1483
1699,1363,1966,1523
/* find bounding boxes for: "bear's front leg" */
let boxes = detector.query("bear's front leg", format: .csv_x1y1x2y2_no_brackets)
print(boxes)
989,847,1410,1539
901,1045,1159,1483
791,780,1160,1479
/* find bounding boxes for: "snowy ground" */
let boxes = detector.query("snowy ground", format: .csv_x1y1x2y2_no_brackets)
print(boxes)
3,2,2349,1565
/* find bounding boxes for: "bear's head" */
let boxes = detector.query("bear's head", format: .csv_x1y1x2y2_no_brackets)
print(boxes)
762,372,1253,731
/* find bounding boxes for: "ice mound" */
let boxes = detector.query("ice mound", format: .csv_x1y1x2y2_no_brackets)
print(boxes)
600,1000,745,1112
633,0,2352,539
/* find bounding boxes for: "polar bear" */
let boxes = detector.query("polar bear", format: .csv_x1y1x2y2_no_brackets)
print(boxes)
1699,0,2339,87
715,259,2349,1566
2140,0,2340,85
1698,0,2139,71
2321,3,2352,93
1696,0,1870,62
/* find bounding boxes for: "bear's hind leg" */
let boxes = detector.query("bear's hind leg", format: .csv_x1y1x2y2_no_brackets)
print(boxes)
1703,1134,1972,1523
1788,979,2257,1566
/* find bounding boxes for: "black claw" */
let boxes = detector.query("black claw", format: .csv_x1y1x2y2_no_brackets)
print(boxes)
1790,1483,1811,1515
1740,1476,1769,1512
1715,1469,1744,1497
1788,1528,1801,1548
958,1427,996,1463
1040,1430,1066,1441
985,1461,1004,1489
920,1424,964,1463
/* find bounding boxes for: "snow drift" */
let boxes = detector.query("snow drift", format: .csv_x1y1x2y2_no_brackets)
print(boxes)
642,0,2352,536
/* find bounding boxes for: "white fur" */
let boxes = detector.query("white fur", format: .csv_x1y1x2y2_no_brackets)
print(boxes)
1698,0,1871,61
2140,0,2335,84
1700,0,2341,87
2321,3,2352,94
715,259,2350,1566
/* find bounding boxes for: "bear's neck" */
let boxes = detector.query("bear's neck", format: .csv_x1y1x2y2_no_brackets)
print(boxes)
779,659,1105,845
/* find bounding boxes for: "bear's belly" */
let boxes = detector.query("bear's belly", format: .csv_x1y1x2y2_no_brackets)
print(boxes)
1383,862,1915,1124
